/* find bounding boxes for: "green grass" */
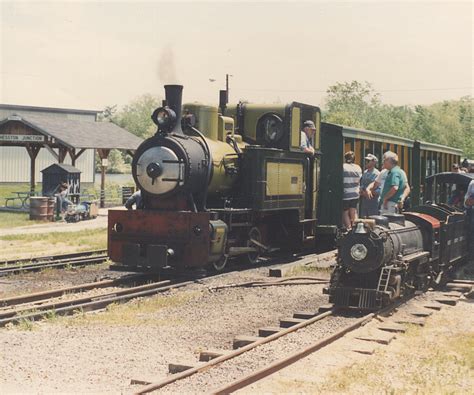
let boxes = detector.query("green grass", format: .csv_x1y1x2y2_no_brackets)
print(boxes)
1,227,107,249
59,291,198,327
0,212,45,229
0,228,107,260
284,264,332,277
0,183,33,201
316,326,474,394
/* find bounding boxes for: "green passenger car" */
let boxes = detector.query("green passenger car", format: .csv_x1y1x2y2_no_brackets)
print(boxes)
316,122,463,236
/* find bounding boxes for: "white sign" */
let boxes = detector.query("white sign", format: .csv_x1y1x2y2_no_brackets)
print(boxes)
0,134,45,142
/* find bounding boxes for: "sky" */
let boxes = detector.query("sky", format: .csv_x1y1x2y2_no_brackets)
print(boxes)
0,0,472,111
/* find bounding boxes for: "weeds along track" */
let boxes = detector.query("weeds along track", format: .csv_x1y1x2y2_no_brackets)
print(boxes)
133,285,472,394
0,249,109,276
0,277,191,327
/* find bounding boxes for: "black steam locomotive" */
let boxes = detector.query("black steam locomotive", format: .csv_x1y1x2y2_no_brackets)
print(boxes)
109,85,322,272
325,199,469,310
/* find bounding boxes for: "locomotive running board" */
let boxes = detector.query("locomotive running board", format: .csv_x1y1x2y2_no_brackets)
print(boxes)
402,251,430,263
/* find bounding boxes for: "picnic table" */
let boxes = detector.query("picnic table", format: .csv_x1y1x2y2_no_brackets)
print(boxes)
5,191,37,209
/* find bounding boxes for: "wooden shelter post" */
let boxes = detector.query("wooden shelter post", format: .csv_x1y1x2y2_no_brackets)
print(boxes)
97,149,110,208
25,144,41,193
68,148,86,166
58,147,68,163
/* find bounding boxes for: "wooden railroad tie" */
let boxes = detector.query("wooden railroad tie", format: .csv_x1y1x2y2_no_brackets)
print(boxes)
279,317,307,328
258,326,282,337
199,350,225,362
232,335,261,349
355,330,396,345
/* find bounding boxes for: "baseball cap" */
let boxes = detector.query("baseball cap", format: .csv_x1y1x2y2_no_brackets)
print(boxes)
303,120,316,130
364,153,378,162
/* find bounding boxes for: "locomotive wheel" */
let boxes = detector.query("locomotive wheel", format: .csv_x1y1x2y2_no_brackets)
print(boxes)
212,255,228,272
246,227,263,264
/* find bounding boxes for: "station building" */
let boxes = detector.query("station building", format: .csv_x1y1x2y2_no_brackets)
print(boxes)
0,104,98,183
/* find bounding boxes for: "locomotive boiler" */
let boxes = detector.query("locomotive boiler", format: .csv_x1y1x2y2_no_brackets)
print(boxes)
108,84,322,272
326,203,469,310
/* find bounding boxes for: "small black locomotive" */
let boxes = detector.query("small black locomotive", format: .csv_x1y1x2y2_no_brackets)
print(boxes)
325,200,469,310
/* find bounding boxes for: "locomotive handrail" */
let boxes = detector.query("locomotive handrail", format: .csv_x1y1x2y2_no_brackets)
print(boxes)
186,125,213,211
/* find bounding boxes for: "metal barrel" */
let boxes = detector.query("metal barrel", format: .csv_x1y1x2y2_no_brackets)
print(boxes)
47,198,56,221
29,197,49,221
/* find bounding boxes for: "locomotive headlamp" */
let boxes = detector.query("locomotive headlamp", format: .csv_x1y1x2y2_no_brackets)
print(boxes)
257,113,284,145
151,106,177,132
350,243,368,261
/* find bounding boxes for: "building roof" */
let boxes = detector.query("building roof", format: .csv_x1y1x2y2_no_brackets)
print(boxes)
41,163,81,174
0,103,101,116
0,113,143,150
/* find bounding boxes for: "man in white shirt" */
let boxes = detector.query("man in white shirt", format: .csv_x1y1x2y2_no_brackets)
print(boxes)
300,120,316,155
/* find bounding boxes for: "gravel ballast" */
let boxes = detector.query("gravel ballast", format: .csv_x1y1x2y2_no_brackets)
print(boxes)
157,315,356,394
0,263,332,393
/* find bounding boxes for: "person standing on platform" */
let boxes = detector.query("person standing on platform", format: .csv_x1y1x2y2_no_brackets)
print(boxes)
367,151,411,212
359,154,380,217
379,152,405,214
342,151,362,229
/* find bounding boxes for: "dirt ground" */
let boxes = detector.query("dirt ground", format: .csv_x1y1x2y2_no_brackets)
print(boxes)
0,264,331,394
244,295,474,394
0,262,121,299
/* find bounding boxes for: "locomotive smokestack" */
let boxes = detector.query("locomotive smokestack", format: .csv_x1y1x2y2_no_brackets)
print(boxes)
164,84,183,134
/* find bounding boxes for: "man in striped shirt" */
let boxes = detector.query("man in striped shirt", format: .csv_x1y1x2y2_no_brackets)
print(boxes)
342,151,362,229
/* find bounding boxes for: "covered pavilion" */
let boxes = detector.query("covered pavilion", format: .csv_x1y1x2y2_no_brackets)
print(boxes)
0,113,143,207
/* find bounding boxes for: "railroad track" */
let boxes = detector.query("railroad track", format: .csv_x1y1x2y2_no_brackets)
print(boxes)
0,249,335,328
0,250,109,276
0,277,191,327
132,284,472,394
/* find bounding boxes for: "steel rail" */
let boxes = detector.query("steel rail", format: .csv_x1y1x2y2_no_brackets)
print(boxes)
211,294,417,394
0,254,109,276
211,313,374,395
0,280,192,326
0,273,146,307
1,249,107,266
134,310,335,394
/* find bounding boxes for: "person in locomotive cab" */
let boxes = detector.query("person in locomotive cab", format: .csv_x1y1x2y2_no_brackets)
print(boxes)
342,151,362,229
379,151,406,214
300,120,316,155
359,154,380,217
124,190,143,210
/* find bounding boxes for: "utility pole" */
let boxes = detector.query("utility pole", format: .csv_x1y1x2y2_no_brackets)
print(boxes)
226,73,230,102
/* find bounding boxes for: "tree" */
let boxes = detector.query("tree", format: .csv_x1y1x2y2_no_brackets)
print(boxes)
323,80,473,158
324,81,381,128
112,94,162,139
97,95,162,173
